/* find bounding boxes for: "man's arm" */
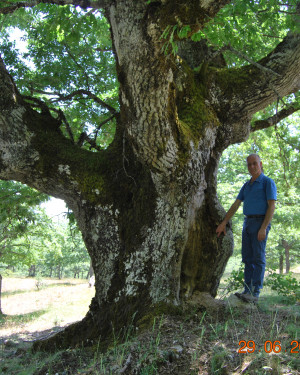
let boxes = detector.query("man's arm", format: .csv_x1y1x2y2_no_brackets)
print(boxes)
258,200,276,241
216,199,242,237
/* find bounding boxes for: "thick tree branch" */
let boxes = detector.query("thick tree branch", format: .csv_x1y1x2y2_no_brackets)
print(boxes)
215,32,300,123
0,0,106,15
22,95,78,143
23,95,53,115
0,56,112,206
251,102,300,132
225,44,281,77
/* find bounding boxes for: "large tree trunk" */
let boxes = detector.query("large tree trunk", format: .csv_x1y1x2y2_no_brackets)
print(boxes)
0,0,300,350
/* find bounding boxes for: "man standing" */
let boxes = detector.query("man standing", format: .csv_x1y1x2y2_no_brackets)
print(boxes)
216,154,277,302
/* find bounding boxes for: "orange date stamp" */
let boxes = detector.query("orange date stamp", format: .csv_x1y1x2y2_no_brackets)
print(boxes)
238,340,300,354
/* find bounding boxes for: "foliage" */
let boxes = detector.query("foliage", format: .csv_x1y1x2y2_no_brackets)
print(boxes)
264,272,300,301
223,263,244,293
198,0,300,65
38,221,91,279
0,4,118,149
160,0,299,65
224,263,300,302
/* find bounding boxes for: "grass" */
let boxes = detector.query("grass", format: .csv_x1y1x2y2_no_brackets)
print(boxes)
0,273,299,375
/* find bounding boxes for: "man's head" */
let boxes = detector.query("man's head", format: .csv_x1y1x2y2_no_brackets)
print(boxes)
247,154,263,179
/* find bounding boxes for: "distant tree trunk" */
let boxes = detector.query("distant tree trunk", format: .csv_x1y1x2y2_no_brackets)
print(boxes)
0,274,2,315
87,260,94,279
56,265,61,279
279,254,284,274
28,265,36,277
282,239,291,273
74,270,80,278
58,266,63,280
285,249,290,274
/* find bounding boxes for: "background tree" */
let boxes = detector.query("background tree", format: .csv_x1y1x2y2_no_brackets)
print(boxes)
0,181,49,266
0,0,299,349
0,183,91,279
39,221,91,279
0,180,48,313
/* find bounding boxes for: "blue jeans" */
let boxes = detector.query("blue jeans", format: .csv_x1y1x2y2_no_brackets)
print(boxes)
242,217,271,295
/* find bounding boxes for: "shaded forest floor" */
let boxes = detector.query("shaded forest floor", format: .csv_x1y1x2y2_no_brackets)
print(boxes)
0,276,299,374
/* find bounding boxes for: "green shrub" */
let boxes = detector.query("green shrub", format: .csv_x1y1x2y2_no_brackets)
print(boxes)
265,272,300,301
0,268,15,277
224,264,244,293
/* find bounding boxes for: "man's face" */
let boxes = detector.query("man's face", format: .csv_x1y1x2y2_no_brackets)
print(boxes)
247,155,262,178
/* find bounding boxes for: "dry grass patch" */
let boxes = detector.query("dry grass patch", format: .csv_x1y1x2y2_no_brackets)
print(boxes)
0,277,94,341
1,276,86,293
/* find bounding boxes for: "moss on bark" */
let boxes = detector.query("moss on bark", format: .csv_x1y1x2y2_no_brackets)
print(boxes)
175,63,220,149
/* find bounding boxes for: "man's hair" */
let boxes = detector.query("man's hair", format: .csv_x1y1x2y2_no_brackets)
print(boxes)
247,154,264,172
247,154,261,162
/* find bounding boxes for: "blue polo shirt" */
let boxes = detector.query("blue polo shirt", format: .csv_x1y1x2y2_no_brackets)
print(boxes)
237,173,277,216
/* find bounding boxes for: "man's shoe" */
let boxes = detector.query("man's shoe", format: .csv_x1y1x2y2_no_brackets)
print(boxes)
239,294,259,303
235,291,249,299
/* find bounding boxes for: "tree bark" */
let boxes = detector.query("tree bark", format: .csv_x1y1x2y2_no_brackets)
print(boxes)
279,254,284,274
0,0,300,350
285,248,290,274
